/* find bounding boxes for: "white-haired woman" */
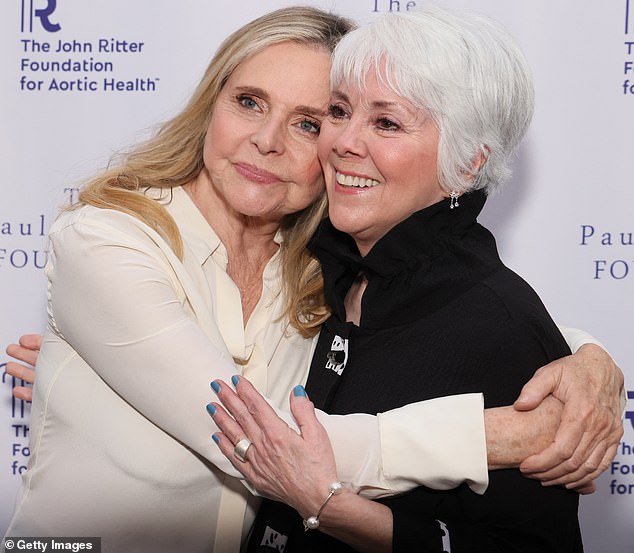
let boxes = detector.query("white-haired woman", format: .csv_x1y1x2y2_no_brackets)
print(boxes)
209,7,606,552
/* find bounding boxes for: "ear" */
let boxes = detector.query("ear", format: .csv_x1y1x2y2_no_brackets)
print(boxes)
468,145,490,181
440,146,491,199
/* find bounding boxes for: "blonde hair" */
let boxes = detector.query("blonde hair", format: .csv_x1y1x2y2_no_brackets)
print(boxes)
76,7,354,337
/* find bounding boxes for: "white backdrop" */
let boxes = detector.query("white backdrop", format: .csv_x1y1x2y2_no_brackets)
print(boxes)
1,1,632,551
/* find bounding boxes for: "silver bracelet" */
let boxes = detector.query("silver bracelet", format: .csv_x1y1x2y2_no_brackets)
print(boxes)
303,482,344,531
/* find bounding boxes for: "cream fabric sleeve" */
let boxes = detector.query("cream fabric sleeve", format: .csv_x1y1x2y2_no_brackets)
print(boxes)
558,326,603,352
46,207,487,498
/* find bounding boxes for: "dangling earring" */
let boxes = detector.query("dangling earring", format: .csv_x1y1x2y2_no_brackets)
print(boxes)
450,191,460,209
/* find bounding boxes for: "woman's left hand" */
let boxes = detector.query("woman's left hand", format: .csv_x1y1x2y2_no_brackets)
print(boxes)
514,343,624,492
208,377,340,519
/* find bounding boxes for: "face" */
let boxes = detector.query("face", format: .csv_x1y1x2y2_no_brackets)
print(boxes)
318,69,445,255
202,42,331,225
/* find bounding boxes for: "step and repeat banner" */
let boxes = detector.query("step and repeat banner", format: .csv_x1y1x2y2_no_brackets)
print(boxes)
1,0,632,551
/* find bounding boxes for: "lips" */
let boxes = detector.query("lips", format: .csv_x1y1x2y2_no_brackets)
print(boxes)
234,162,283,184
335,170,380,189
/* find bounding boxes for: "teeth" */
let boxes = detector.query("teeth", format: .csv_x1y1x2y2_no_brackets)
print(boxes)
335,172,379,188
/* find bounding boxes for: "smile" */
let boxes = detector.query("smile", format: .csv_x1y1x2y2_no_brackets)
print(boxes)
335,171,380,188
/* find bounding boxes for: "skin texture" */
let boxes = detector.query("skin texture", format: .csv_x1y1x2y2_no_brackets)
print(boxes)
184,42,332,323
319,71,446,256
514,343,624,492
211,377,392,553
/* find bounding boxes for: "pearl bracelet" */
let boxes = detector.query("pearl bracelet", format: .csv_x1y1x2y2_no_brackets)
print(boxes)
303,482,344,531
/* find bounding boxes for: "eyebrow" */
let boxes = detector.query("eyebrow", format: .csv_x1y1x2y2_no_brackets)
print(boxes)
234,85,326,117
331,89,406,111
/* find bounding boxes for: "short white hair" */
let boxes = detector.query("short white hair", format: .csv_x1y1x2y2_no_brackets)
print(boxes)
329,6,534,194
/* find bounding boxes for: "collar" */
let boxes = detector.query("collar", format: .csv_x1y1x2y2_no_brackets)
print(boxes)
309,190,497,327
148,185,222,266
151,186,283,267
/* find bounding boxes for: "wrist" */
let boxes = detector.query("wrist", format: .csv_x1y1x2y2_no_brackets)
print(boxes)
302,482,345,531
486,399,563,470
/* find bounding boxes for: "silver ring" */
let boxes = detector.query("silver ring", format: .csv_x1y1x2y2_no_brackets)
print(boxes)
233,438,252,463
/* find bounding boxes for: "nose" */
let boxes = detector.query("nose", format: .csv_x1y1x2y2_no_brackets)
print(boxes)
250,116,285,155
331,117,366,158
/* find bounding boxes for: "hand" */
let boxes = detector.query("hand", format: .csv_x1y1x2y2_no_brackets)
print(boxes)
5,334,42,402
208,377,341,518
514,344,624,492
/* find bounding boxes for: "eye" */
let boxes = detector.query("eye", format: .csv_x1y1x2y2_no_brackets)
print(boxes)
298,118,321,134
327,103,348,120
237,94,260,110
375,117,401,131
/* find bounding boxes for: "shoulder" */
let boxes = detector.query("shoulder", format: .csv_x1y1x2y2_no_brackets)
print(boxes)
450,265,564,352
49,204,171,254
453,267,569,357
470,266,553,325
51,204,152,235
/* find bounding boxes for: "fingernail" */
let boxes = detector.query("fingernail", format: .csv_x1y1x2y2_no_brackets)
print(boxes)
210,381,220,394
293,385,306,397
206,403,216,416
231,375,240,387
212,434,219,445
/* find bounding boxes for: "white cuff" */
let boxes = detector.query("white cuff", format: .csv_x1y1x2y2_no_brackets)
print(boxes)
378,393,488,495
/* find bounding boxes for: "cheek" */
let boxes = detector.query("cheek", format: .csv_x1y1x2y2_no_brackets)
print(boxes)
302,159,325,200
291,144,324,194
317,124,336,165
202,116,226,165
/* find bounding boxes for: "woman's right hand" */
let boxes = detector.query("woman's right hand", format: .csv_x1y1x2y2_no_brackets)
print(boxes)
209,376,340,518
5,334,42,402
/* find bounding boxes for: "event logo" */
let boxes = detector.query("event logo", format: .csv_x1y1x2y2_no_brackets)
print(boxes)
625,0,634,94
2,366,31,476
371,0,417,13
606,391,633,497
1,368,28,420
21,0,61,33
579,225,634,280
16,7,159,94
0,213,49,270
626,390,634,431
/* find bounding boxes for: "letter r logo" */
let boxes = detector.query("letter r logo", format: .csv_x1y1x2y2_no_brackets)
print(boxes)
21,0,61,33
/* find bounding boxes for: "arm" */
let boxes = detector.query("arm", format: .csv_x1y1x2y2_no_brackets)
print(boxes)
210,379,486,552
514,339,625,491
5,334,41,402
374,332,623,494
46,208,481,495
17,215,624,496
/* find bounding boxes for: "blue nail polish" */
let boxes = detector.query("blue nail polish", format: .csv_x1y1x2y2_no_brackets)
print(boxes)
293,385,306,397
231,375,240,387
206,403,216,416
211,381,220,394
212,434,219,445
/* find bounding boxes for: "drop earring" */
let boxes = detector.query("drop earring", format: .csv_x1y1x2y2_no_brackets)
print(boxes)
450,191,460,209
